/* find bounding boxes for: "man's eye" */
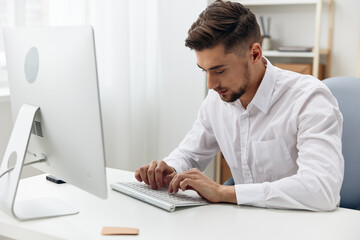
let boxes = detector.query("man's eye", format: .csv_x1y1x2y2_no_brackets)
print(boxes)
216,70,225,74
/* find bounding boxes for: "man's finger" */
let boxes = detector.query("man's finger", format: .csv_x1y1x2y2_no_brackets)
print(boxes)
139,165,150,185
179,178,193,192
163,172,176,185
169,172,191,193
134,170,142,182
147,161,158,189
155,165,164,188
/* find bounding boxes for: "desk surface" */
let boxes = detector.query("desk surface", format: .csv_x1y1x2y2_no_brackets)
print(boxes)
1,168,360,240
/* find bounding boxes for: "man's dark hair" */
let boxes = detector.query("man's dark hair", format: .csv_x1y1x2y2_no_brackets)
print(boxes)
185,0,261,55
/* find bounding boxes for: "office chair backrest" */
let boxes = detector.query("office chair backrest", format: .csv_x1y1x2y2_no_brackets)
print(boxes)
323,76,360,210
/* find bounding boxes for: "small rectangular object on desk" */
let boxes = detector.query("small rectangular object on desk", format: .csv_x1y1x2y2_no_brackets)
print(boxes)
110,181,208,212
101,227,139,235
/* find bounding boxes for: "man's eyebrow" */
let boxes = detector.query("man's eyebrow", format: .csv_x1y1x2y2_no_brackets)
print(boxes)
197,64,226,71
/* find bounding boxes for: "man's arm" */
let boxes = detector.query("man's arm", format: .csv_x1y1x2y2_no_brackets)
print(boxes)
135,95,220,189
163,116,220,173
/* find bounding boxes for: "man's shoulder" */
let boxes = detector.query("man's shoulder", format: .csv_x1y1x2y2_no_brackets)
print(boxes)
273,66,326,94
271,67,338,112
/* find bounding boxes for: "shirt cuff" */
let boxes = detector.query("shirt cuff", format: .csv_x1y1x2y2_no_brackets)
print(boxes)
163,158,184,174
235,183,266,208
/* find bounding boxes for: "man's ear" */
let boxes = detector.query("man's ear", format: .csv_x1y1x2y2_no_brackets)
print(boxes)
249,43,262,64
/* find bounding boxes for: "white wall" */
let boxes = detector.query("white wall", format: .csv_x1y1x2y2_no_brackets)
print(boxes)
87,0,210,174
156,0,214,178
157,1,207,159
331,0,360,77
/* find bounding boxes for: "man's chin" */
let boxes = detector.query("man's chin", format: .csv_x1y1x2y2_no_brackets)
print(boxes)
220,94,240,103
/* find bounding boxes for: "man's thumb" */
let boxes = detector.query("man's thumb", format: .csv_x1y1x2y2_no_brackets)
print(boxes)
163,173,175,185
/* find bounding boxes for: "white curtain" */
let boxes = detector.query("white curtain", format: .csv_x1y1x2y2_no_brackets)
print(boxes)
87,0,162,170
86,0,208,171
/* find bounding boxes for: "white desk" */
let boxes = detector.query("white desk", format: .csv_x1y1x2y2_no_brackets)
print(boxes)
1,168,360,240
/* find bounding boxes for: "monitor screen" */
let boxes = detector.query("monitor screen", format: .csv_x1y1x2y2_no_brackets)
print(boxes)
2,26,107,219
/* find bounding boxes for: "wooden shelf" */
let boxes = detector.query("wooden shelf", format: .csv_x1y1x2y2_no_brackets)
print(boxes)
264,50,313,58
263,48,329,58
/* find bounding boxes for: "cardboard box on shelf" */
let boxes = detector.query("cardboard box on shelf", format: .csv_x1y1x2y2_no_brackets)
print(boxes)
274,63,325,80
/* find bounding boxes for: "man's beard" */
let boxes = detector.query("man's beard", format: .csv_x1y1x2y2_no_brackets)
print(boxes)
221,87,246,102
221,63,250,103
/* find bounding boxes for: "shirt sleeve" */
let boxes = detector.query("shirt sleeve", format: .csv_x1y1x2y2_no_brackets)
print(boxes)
235,86,344,211
163,95,220,173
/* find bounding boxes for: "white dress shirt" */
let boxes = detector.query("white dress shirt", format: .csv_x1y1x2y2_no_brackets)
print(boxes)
164,58,344,211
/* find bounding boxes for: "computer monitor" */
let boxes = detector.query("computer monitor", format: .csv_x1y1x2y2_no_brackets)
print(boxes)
0,26,107,221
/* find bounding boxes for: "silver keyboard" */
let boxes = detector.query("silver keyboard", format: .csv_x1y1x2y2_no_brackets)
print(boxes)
110,181,208,212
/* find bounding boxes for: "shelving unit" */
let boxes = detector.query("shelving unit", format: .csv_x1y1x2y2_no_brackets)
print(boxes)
235,0,334,79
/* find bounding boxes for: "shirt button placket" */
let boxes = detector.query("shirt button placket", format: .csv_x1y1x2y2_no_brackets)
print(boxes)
240,112,253,183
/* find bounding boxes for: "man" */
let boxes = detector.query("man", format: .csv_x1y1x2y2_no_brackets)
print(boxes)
135,0,344,211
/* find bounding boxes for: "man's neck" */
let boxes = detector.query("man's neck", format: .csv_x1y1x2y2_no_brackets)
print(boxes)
240,58,267,109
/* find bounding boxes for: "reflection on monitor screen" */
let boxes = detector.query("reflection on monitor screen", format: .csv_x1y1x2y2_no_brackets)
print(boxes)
0,26,107,221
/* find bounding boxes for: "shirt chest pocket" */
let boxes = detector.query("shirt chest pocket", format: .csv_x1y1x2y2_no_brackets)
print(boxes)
250,138,297,182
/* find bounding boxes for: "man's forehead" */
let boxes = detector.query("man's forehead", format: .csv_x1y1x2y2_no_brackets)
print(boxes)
195,44,243,70
196,45,229,69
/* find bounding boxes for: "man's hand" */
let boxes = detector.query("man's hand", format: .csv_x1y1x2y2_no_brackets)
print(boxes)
168,168,237,204
135,160,176,190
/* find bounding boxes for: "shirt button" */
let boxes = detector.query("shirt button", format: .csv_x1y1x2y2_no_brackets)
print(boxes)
241,143,246,148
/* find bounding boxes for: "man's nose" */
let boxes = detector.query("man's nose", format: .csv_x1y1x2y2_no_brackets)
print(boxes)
207,73,220,90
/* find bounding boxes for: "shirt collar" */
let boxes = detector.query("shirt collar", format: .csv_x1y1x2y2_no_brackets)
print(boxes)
249,57,276,113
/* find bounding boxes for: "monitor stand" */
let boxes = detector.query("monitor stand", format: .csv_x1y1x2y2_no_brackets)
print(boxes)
0,104,79,221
